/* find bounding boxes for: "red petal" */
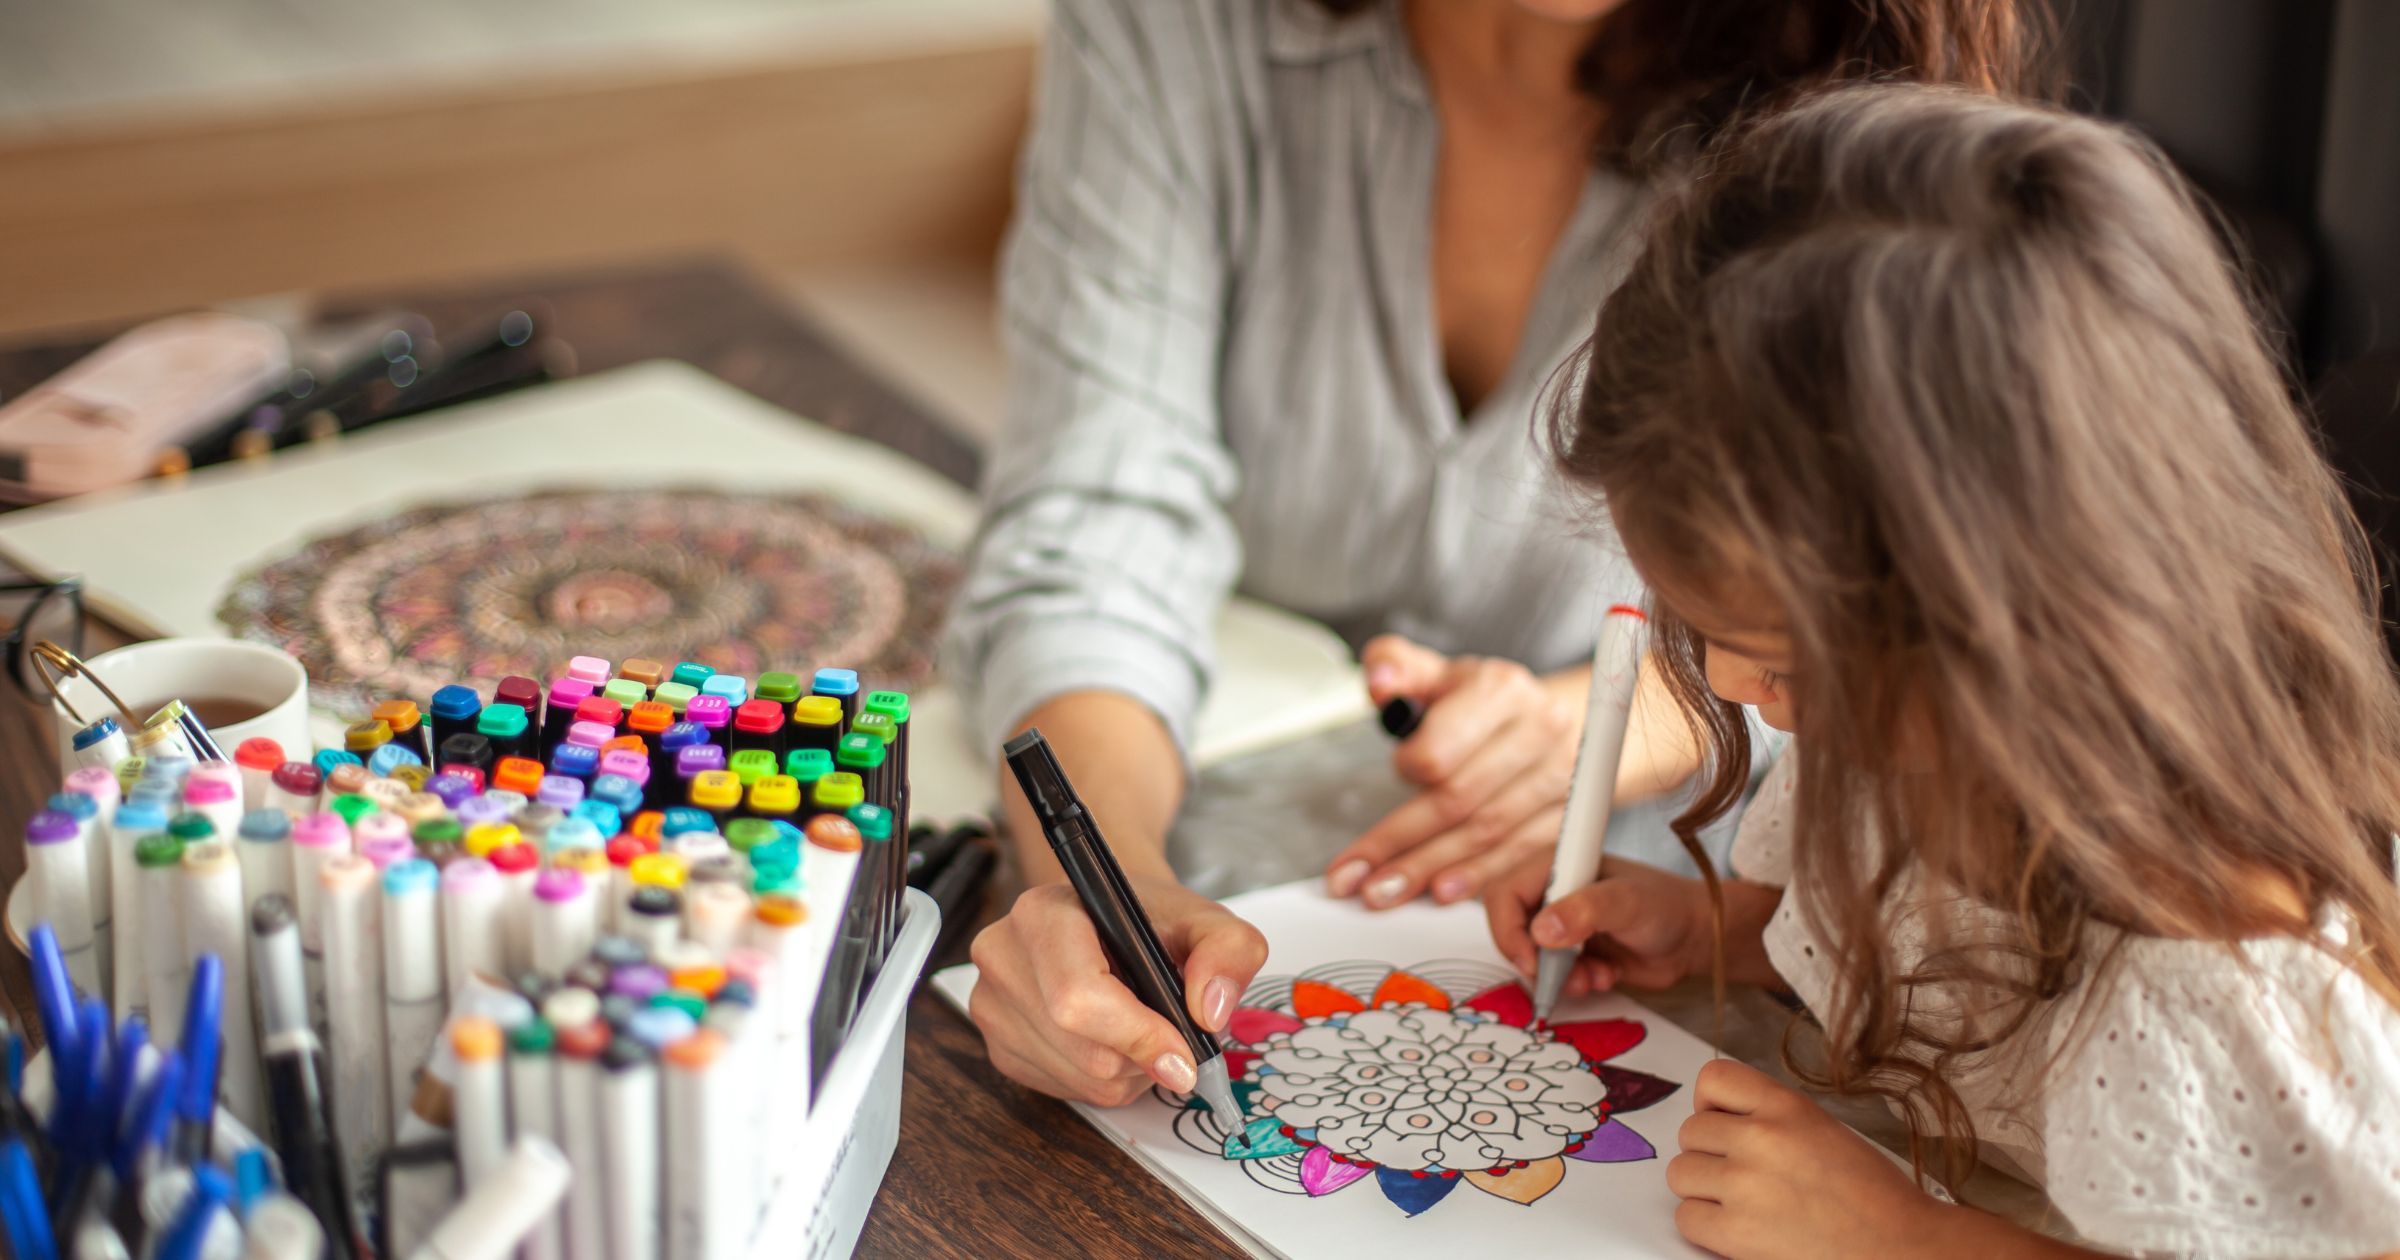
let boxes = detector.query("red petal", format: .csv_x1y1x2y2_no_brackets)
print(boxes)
1460,982,1535,1027
1291,980,1368,1019
1224,1049,1262,1079
1550,1018,1647,1062
1369,970,1452,1010
1227,1007,1304,1046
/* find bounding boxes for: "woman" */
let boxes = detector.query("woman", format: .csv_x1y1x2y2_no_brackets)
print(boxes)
951,0,2045,1107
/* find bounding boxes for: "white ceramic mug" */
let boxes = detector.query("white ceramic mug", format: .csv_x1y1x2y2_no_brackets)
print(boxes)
48,638,311,767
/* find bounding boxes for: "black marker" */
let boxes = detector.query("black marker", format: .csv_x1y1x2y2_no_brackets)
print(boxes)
1003,730,1246,1135
1379,696,1425,740
252,895,363,1252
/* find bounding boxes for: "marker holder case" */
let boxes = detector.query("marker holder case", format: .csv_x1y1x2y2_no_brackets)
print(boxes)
754,885,938,1258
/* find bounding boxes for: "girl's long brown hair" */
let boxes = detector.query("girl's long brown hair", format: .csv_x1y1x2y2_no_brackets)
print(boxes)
1552,83,2400,1182
1310,0,2054,171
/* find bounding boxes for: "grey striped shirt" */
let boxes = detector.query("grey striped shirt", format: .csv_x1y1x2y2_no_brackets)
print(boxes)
945,0,1651,758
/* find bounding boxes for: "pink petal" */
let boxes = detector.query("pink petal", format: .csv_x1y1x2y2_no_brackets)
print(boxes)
1301,1146,1371,1196
1460,982,1534,1028
1228,1007,1304,1045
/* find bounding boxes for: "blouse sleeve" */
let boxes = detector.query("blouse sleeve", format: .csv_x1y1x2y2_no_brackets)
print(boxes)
2040,938,2400,1258
940,0,1244,758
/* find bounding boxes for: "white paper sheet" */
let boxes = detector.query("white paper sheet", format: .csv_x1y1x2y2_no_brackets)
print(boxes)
0,362,1370,820
930,880,1718,1260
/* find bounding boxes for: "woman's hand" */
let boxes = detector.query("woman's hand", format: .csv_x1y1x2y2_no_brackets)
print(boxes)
1324,637,1583,907
967,877,1267,1106
1325,635,1699,910
1482,849,1720,994
1669,1061,1950,1260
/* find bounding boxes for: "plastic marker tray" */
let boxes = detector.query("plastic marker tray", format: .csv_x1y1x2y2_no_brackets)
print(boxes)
753,885,938,1258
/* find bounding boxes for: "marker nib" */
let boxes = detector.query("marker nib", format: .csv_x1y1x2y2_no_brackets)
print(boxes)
1532,947,1574,1025
1192,1052,1246,1136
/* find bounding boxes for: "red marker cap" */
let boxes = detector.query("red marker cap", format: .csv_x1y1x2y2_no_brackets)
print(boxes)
574,697,624,729
733,699,785,734
235,738,285,772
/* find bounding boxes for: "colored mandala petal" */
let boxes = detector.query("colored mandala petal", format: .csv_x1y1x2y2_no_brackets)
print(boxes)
1292,980,1368,1019
1224,1049,1263,1080
1226,1115,1306,1160
1464,1157,1565,1205
1374,1168,1460,1216
1228,1007,1305,1045
1300,1147,1372,1196
1597,1064,1681,1114
1369,970,1452,1010
1460,982,1535,1028
1551,1018,1647,1063
1567,1119,1657,1163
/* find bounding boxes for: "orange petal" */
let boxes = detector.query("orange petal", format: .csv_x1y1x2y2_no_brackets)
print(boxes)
1291,980,1367,1019
1464,1157,1565,1206
1369,970,1451,1010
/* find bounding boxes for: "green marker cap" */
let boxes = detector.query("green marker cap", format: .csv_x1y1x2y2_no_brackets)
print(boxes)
649,990,707,1021
727,749,776,786
752,870,800,897
476,705,528,738
852,712,896,746
670,662,714,690
135,832,187,868
330,794,379,827
783,748,833,784
847,803,894,841
652,681,699,714
509,1019,556,1054
724,818,777,855
167,814,216,844
835,733,886,771
413,818,464,848
602,679,648,709
755,671,803,704
863,690,911,724
811,772,864,811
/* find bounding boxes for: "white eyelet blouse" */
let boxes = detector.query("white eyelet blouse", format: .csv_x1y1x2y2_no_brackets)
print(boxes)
1732,752,2400,1259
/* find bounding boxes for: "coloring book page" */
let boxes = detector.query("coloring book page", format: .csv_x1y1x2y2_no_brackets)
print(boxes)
930,880,1717,1259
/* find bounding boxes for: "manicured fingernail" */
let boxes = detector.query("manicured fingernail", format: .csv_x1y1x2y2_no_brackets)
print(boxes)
1155,1053,1198,1093
1365,873,1409,907
1532,913,1565,947
1328,859,1370,898
1203,977,1238,1031
1367,665,1399,693
1432,873,1470,903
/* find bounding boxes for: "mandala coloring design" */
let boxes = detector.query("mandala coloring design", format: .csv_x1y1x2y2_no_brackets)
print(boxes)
1165,960,1681,1216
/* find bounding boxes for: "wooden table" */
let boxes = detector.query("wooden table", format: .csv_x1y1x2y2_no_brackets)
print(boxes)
0,257,1239,1257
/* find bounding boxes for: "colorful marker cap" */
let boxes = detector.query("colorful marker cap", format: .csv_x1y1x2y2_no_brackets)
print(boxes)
568,656,612,687
660,807,715,838
234,738,285,772
24,811,77,845
722,817,776,856
566,720,613,750
618,658,666,689
805,815,862,853
367,744,423,778
237,809,291,841
668,962,727,999
754,893,806,929
494,676,542,714
72,717,121,752
627,1007,696,1051
477,705,529,741
326,764,373,796
554,846,609,878
571,800,623,838
573,697,624,730
628,852,688,889
394,763,433,790
550,743,599,780
674,745,726,779
181,778,234,809
537,774,587,810
746,775,800,816
464,823,521,859
345,719,393,753
699,674,749,707
749,838,800,880
649,990,708,1023
630,810,665,843
626,701,673,736
510,1019,557,1056
430,685,482,721
783,748,833,783
752,870,800,897
373,699,423,736
548,678,595,709
425,773,478,808
313,748,364,778
591,774,643,816
135,831,186,868
492,757,544,796
606,835,650,869
755,671,803,704
688,770,741,812
412,817,464,849
490,843,541,875
669,662,714,690
685,696,731,730
726,749,776,786
652,682,698,715
383,858,439,896
546,816,603,852
811,668,860,698
601,678,646,709
450,1016,503,1062
292,813,347,849
659,721,706,752
732,699,784,736
456,795,509,830
114,799,169,832
835,733,886,772
329,794,379,827
863,690,911,725
601,735,649,762
596,749,650,786
811,772,864,811
442,858,499,894
791,696,841,731
852,711,897,746
533,866,584,902
847,803,894,841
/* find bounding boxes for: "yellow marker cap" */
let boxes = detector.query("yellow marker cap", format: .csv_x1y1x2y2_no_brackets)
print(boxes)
688,769,742,811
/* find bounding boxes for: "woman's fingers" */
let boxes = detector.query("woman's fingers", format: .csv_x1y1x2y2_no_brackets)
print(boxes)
1329,703,1563,903
1359,635,1451,704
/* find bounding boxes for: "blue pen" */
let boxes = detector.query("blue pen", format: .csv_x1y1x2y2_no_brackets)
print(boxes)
154,1164,231,1260
174,957,223,1165
97,1017,147,1153
113,1055,181,1184
0,1138,54,1260
233,1149,271,1218
28,926,79,1071
50,998,111,1216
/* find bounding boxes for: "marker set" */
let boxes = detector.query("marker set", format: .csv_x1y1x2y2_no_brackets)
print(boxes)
14,652,921,1259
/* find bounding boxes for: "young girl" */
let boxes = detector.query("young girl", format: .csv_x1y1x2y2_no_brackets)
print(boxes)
1486,84,2400,1259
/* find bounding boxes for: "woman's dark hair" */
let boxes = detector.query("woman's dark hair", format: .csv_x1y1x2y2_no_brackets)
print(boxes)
1311,0,2055,171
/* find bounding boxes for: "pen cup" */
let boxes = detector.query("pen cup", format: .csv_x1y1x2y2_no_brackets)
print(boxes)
47,639,311,769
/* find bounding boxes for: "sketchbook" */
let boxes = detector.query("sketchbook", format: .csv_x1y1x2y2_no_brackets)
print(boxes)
0,362,1369,822
929,880,1718,1260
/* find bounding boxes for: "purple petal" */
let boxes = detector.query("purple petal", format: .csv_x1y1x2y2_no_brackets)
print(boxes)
1301,1147,1372,1196
1567,1119,1657,1163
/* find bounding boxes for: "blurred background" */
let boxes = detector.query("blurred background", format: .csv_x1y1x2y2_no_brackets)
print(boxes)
0,0,2390,505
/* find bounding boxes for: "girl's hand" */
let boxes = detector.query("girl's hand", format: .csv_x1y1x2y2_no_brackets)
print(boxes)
1670,1060,1946,1260
1325,637,1583,908
968,878,1267,1106
1482,850,1717,993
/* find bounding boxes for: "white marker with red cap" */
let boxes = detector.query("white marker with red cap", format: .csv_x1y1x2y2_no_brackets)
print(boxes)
1531,604,1651,1022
